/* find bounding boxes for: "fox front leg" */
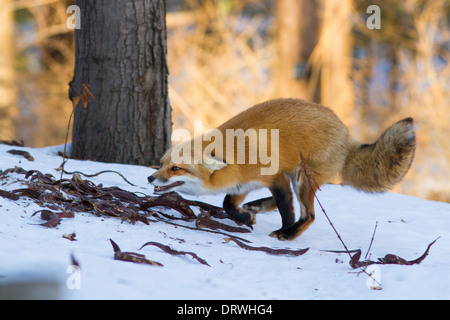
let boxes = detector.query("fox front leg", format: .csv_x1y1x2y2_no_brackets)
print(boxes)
223,193,255,227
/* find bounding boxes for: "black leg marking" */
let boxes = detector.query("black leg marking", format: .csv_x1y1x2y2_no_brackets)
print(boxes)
223,194,254,226
269,186,295,230
270,176,317,241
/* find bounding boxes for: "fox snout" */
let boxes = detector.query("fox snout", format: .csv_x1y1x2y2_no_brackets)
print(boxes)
148,172,167,184
148,171,188,194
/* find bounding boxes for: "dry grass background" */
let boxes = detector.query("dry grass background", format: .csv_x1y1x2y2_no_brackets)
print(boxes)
167,0,277,131
4,0,449,202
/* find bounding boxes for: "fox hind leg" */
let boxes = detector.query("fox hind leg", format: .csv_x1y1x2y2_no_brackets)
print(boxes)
270,172,317,241
242,197,277,214
261,174,296,239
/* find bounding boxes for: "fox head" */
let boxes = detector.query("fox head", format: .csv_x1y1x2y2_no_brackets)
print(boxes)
148,143,227,195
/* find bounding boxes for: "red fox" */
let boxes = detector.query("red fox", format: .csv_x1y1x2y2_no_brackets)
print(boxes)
148,98,416,240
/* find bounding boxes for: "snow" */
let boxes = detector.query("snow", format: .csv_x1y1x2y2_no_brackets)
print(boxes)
0,143,449,300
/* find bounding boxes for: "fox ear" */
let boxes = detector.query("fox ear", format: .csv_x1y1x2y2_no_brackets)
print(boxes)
200,155,227,173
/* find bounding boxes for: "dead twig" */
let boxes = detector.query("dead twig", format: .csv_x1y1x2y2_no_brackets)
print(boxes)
223,237,309,256
59,83,94,193
60,168,139,188
365,221,378,260
7,150,34,161
196,209,252,234
139,241,210,267
153,215,252,243
0,189,20,201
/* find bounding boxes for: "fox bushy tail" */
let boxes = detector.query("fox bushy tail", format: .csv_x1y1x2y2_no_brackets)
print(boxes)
341,118,416,192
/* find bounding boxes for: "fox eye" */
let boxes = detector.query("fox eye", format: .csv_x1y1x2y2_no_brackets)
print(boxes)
171,166,181,172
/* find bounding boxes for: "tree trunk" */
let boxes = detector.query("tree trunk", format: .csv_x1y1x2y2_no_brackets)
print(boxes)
319,0,354,126
0,0,17,140
69,0,171,166
275,0,322,102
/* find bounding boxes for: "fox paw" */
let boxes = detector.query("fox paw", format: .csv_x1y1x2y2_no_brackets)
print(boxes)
226,208,255,227
241,210,256,226
269,224,302,241
269,229,293,241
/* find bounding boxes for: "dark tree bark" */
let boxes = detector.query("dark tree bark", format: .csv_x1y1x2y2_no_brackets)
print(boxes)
69,0,171,166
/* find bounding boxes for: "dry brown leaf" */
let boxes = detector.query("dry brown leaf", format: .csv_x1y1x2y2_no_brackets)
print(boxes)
72,96,81,108
110,239,163,267
81,93,89,108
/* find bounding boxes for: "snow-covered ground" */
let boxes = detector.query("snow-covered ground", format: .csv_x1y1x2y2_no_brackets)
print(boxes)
0,143,449,300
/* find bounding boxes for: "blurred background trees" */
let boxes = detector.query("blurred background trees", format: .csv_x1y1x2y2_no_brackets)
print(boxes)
3,0,449,201
0,0,18,141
